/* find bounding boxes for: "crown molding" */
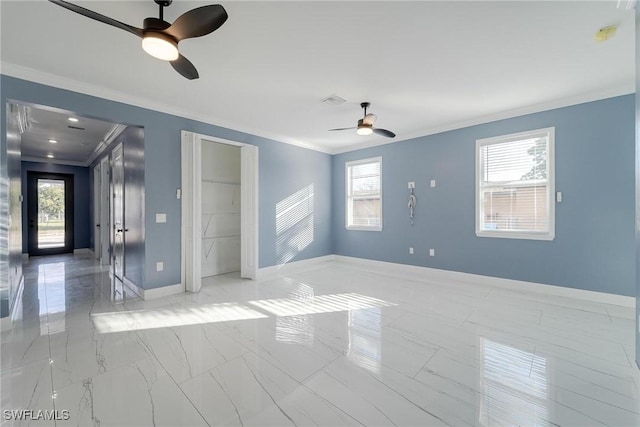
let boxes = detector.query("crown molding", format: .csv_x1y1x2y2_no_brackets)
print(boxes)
21,156,87,167
330,83,635,154
0,62,331,155
2,62,632,157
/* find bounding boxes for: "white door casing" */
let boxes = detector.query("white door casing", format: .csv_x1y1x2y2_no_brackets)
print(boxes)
241,144,258,280
93,163,101,260
100,156,110,265
181,131,258,293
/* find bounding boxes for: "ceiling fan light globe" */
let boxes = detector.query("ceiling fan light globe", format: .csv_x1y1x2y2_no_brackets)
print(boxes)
142,33,179,61
357,125,373,136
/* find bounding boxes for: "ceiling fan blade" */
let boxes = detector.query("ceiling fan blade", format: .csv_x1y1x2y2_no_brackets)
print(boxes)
48,0,143,38
363,113,377,125
171,54,199,80
373,128,396,138
329,127,356,131
166,5,228,41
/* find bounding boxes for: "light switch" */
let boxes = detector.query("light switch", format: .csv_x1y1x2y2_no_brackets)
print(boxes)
156,213,166,223
430,180,436,188
156,262,164,272
408,182,415,189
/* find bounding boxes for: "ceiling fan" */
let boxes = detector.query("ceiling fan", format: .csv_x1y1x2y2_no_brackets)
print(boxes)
329,102,396,138
48,0,228,80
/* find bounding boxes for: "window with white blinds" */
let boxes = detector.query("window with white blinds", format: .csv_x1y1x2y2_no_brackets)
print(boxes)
476,127,555,240
346,157,382,230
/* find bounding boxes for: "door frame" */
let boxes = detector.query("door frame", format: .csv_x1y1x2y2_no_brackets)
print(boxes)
26,171,74,256
181,131,259,293
93,163,101,260
110,142,125,280
99,156,110,265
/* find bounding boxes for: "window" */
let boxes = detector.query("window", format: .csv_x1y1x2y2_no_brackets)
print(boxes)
476,127,555,240
346,157,382,230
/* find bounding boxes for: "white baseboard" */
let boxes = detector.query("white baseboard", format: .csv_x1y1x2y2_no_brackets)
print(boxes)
258,255,336,280
121,276,144,299
332,255,635,308
143,282,184,300
73,248,92,255
1,316,12,332
2,275,25,332
122,276,184,300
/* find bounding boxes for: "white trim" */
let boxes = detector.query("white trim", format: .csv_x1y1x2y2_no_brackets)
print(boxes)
258,255,336,280
332,255,635,308
86,124,127,167
122,276,184,300
240,144,259,280
1,62,331,154
2,275,25,331
4,63,632,157
345,156,383,231
121,276,144,299
181,131,259,289
73,248,92,255
1,317,12,332
142,283,185,300
331,84,634,154
475,127,555,241
21,156,86,167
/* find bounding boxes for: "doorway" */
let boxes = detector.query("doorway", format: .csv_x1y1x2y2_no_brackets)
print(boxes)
181,131,258,293
27,172,74,256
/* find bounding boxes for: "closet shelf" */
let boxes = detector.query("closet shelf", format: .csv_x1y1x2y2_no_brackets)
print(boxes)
202,234,241,239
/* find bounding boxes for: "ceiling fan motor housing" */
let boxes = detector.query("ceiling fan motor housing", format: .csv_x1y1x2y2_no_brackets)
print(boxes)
144,17,171,32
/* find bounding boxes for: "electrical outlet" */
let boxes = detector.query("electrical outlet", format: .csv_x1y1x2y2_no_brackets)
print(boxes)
430,180,436,188
156,213,166,223
429,249,435,257
156,262,164,272
409,247,414,255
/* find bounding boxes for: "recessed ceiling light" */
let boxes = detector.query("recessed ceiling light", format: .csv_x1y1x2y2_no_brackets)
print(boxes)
49,139,58,144
68,117,79,122
47,154,54,158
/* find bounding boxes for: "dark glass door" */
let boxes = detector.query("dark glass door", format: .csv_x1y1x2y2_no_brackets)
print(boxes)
27,172,74,256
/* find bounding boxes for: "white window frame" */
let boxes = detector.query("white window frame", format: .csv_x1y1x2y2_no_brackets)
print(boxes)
475,127,555,241
345,156,383,231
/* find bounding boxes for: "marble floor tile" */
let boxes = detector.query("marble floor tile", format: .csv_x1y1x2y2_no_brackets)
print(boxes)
1,253,638,426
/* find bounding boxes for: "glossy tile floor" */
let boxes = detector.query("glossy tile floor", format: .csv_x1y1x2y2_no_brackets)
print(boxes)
1,253,639,426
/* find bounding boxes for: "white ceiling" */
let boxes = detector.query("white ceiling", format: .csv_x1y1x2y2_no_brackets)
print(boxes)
16,104,121,164
1,1,635,154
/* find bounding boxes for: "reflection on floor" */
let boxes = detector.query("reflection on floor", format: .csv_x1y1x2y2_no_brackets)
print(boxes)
1,253,638,426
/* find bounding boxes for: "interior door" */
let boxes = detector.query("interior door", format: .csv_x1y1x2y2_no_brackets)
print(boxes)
111,143,125,280
27,172,74,256
93,164,101,260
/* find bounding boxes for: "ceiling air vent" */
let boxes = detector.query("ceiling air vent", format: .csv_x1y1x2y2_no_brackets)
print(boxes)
322,95,347,106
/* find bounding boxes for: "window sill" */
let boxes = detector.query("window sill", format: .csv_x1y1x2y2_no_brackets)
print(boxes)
346,226,383,232
476,230,554,241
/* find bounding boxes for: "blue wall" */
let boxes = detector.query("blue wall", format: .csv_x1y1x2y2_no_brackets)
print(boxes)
333,95,635,297
21,161,91,252
1,75,333,289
